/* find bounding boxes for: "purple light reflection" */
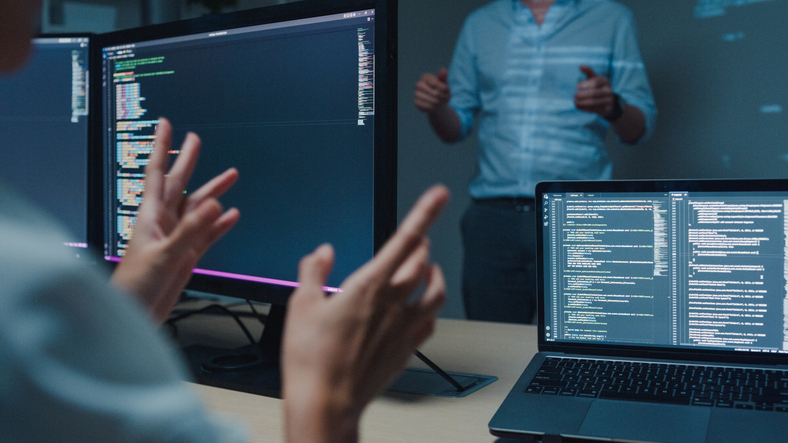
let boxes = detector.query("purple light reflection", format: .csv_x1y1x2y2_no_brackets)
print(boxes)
104,256,340,293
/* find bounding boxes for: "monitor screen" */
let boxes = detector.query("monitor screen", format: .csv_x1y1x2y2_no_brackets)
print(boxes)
97,2,396,303
0,36,90,250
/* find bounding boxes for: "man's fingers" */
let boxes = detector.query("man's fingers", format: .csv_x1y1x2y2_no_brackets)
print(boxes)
414,90,444,110
419,73,449,92
183,167,239,213
167,198,224,257
575,87,615,116
149,118,172,173
575,86,613,103
407,264,446,346
574,93,598,107
389,238,431,298
144,118,173,201
577,76,611,93
414,89,437,104
415,73,450,113
297,244,336,294
425,75,450,92
579,65,596,80
204,207,240,248
163,132,201,206
418,264,446,313
369,185,449,282
437,67,448,83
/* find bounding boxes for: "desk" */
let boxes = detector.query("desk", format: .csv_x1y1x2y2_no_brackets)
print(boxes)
182,316,538,442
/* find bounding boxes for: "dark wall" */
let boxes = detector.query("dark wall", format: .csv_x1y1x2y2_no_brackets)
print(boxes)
609,0,788,180
397,0,788,319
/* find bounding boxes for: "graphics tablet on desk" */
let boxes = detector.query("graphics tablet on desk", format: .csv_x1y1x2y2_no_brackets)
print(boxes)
490,179,788,443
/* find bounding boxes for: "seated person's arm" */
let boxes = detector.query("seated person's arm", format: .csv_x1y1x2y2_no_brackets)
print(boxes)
282,185,450,443
110,118,240,323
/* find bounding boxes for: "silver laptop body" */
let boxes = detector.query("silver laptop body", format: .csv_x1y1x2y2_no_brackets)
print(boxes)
490,179,788,442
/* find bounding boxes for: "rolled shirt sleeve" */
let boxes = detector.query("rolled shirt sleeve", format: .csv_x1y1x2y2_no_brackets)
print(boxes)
448,17,481,141
609,9,657,144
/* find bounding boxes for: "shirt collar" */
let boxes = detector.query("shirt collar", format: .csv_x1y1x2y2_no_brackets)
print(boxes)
512,0,577,12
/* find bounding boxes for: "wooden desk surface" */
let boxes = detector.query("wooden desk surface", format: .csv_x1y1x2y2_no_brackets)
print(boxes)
189,318,538,442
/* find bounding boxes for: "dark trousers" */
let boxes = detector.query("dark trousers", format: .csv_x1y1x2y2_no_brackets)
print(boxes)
461,198,537,324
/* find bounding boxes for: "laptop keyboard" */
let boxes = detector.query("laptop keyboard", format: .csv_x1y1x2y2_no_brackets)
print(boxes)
526,357,788,412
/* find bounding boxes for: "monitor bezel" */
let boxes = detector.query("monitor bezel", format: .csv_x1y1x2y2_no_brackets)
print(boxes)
90,0,398,305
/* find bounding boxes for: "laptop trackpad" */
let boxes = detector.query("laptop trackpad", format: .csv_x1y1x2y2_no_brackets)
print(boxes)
577,401,709,443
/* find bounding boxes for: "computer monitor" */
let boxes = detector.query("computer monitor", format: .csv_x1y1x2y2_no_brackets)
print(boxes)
94,0,396,393
0,36,91,253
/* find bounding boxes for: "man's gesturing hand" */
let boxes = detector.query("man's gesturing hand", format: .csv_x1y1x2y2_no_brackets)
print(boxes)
282,185,450,443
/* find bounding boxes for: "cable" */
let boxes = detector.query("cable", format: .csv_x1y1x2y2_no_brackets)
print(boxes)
414,350,468,392
166,304,257,346
245,300,267,326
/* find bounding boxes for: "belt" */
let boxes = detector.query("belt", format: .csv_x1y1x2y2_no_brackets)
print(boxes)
474,197,535,212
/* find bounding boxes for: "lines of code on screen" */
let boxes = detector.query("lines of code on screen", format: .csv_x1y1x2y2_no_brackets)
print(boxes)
102,13,378,287
0,38,90,248
544,191,788,354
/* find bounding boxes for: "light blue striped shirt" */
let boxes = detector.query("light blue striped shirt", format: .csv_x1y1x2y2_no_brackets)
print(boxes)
448,0,657,198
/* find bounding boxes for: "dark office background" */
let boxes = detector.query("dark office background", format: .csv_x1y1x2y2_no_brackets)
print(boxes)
35,0,788,319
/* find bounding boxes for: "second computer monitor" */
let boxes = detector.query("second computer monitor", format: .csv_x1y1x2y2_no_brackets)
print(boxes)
0,36,90,251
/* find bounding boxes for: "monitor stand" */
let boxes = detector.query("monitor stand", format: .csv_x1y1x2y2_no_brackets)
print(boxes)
180,304,497,399
181,304,286,398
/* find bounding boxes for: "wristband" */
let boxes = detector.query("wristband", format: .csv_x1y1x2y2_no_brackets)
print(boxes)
605,93,625,122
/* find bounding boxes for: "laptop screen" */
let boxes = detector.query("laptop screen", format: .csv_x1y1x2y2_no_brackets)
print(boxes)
538,180,788,357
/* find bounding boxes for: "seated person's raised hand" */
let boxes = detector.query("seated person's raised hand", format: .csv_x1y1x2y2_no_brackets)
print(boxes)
282,185,450,443
110,118,240,323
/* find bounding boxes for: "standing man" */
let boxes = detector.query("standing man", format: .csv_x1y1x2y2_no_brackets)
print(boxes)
415,0,657,323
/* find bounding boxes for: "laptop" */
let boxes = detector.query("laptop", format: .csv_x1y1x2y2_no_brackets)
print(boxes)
489,179,788,443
